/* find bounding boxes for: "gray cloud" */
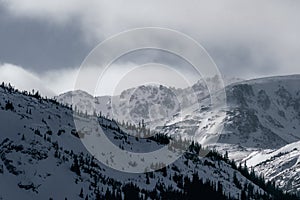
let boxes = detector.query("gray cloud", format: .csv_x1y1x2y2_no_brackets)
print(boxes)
0,5,90,72
0,0,299,94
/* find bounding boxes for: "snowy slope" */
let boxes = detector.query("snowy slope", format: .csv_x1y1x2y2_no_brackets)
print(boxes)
244,140,300,194
165,74,300,150
0,84,291,199
177,75,300,194
57,76,240,129
58,85,182,130
57,74,300,195
58,75,300,149
189,75,300,194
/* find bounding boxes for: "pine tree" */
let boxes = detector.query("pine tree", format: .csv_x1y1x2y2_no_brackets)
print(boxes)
71,156,81,176
146,173,150,184
79,188,84,198
224,151,229,160
5,101,14,111
241,189,247,200
233,172,242,189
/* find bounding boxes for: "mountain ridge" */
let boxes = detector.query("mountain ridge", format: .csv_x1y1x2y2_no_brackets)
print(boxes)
56,74,300,195
0,82,297,199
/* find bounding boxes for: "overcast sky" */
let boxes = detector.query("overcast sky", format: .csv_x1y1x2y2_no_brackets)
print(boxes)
0,0,299,96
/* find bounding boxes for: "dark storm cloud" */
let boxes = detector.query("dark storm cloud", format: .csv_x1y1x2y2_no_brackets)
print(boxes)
0,5,91,72
0,0,299,96
206,43,279,79
1,0,300,77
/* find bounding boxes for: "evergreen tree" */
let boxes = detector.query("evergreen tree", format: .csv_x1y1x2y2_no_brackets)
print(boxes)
79,188,84,198
70,156,81,176
123,183,140,200
146,173,150,185
5,100,14,111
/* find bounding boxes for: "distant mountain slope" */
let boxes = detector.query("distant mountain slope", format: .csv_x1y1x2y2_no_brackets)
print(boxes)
56,76,241,129
162,75,300,150
58,75,300,149
244,140,300,195
0,83,297,199
56,75,300,195
165,74,300,194
223,75,300,148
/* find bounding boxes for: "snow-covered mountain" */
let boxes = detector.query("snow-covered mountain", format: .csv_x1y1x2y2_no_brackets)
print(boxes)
162,75,300,149
0,83,296,199
244,140,300,194
223,75,300,148
57,76,240,130
57,74,300,195
58,75,300,149
58,85,182,129
166,74,300,194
